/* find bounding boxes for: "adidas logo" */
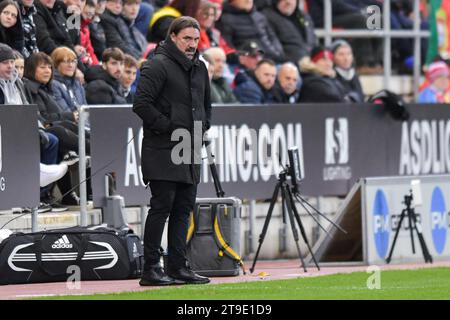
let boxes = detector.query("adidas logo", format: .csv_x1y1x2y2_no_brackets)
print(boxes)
51,235,73,249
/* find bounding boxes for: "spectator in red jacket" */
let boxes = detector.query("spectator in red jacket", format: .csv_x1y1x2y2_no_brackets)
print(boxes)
80,0,100,65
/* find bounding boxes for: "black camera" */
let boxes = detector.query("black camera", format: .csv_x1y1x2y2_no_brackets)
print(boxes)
288,146,303,193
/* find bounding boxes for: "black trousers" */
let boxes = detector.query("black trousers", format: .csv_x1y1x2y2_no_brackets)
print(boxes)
143,180,197,272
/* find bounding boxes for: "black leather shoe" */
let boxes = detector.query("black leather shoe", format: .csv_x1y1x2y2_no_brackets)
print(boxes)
139,266,175,286
167,266,210,285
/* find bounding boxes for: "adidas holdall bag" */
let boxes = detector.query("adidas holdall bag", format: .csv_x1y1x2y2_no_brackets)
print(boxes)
0,226,144,285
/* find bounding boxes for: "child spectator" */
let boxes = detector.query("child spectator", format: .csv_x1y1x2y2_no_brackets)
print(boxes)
418,61,450,103
13,50,25,79
120,54,138,103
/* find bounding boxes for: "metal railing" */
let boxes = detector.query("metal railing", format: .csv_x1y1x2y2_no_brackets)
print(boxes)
315,0,428,99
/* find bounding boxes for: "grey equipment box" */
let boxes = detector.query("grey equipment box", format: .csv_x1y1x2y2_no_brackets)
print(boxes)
186,197,242,277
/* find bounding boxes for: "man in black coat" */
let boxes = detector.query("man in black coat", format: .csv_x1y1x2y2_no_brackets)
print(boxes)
262,0,317,67
133,16,211,286
34,0,79,54
100,0,147,59
84,47,127,104
216,0,285,63
330,39,364,102
299,46,347,103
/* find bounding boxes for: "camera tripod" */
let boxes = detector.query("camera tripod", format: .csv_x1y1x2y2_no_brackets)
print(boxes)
249,168,347,273
386,191,433,264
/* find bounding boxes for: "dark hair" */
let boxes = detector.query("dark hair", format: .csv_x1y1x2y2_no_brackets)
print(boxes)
102,47,125,63
256,58,276,69
171,0,201,18
0,0,19,26
123,54,138,68
167,16,200,36
86,0,97,7
24,52,53,83
123,0,141,5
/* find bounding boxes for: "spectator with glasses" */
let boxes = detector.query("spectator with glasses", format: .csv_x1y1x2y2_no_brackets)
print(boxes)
51,47,87,113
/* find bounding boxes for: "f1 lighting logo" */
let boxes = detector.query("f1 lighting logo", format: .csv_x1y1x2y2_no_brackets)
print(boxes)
324,118,351,181
373,190,390,259
430,187,448,255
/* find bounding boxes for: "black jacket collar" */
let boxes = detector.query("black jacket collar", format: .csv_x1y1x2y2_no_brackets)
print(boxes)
24,78,52,94
157,37,200,71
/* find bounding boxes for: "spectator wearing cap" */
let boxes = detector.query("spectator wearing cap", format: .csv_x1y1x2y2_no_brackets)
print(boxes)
262,0,317,67
51,47,88,112
418,61,450,103
0,44,71,212
273,62,301,104
0,44,28,104
234,58,277,104
204,47,238,104
84,47,127,104
216,0,285,63
331,39,364,103
299,46,347,103
17,0,39,58
0,0,25,55
24,52,90,206
196,0,237,62
229,40,264,87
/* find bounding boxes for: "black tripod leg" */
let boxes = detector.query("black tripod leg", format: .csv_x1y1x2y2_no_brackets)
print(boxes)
249,182,281,274
386,209,407,264
295,194,347,234
410,210,433,263
407,208,416,254
281,184,307,272
288,188,320,271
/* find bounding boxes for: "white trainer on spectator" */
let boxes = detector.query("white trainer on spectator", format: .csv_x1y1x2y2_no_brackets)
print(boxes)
40,163,68,187
61,151,80,166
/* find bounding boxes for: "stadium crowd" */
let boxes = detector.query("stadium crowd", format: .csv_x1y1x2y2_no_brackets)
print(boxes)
0,0,442,211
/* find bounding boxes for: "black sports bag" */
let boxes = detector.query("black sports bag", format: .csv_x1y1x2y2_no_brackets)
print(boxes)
0,226,143,285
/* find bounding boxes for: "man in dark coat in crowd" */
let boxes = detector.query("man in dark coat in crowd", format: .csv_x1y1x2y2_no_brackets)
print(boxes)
262,0,317,67
299,46,347,103
100,0,147,59
133,16,211,286
273,62,301,104
84,47,127,104
34,0,79,54
330,39,364,102
216,0,285,63
234,58,277,104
